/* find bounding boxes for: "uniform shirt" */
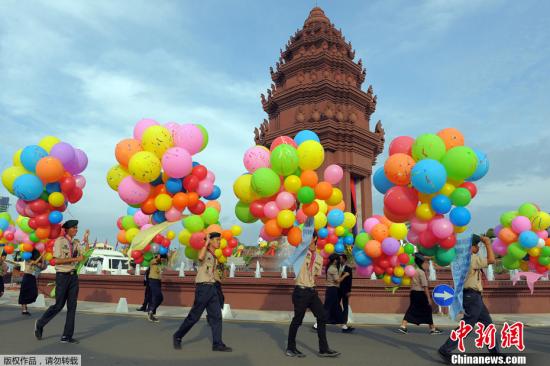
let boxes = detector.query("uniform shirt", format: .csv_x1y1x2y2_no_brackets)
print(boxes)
24,260,42,276
0,261,6,276
410,269,428,291
326,265,339,287
295,250,323,288
464,254,488,292
54,236,82,273
148,262,162,280
195,251,220,284
339,264,353,293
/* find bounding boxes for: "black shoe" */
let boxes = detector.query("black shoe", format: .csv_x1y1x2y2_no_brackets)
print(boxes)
342,326,355,333
22,311,31,316
285,349,306,358
60,337,79,344
34,320,43,340
212,344,232,352
397,326,408,334
430,328,443,335
173,336,182,350
438,348,452,364
319,350,340,358
147,312,159,322
136,306,147,312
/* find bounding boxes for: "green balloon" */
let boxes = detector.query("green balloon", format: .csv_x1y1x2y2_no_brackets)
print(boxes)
185,246,199,260
19,217,33,234
419,245,437,257
538,256,550,266
507,242,527,260
196,124,209,151
235,201,258,223
40,191,49,201
435,247,456,266
408,256,415,265
143,252,154,261
501,254,520,270
293,167,302,176
201,207,220,226
518,203,538,220
270,144,299,177
450,188,472,207
121,215,137,230
541,246,550,257
29,232,40,243
354,232,369,249
500,211,518,227
251,168,281,197
404,243,415,254
183,215,205,233
297,186,315,204
412,134,446,161
142,260,150,268
441,146,479,180
0,212,12,223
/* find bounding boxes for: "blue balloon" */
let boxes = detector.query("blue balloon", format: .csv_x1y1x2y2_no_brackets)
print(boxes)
449,207,471,227
344,235,355,245
151,174,164,187
46,182,61,194
294,130,320,146
126,207,139,216
335,242,345,254
327,209,345,227
192,161,200,167
373,167,395,194
13,174,44,201
159,246,169,255
519,231,538,249
22,252,32,260
152,211,166,224
467,149,489,182
20,145,48,172
354,251,372,266
205,185,221,200
166,178,183,194
391,276,402,285
0,218,9,231
352,245,363,254
48,211,63,225
431,194,452,214
411,159,447,194
318,227,329,238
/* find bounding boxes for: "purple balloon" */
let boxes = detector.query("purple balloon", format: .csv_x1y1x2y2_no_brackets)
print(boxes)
66,148,89,175
50,142,76,169
356,265,374,278
381,237,400,256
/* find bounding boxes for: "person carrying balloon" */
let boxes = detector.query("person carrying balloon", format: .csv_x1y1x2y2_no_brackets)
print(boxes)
19,249,47,315
398,253,442,335
146,254,166,322
338,254,354,332
0,251,7,298
34,220,89,344
136,266,151,312
284,217,340,358
173,232,232,352
438,234,499,363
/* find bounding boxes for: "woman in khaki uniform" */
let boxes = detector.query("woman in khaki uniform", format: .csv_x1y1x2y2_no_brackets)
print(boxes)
19,249,47,315
147,254,166,322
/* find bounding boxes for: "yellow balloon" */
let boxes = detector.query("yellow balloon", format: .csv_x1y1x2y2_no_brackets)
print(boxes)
218,255,227,263
326,188,343,206
314,212,327,230
220,240,228,249
324,243,335,254
402,277,411,286
277,209,295,229
12,149,22,166
454,225,468,233
343,212,357,229
125,228,139,242
416,203,434,221
439,183,456,197
38,136,61,153
394,266,405,277
214,248,223,258
1,166,28,193
166,231,176,240
419,193,435,204
297,140,325,170
106,164,130,191
335,226,345,236
128,151,161,183
48,192,65,207
155,193,172,211
141,125,174,158
178,229,191,245
383,274,392,285
397,246,405,255
284,175,302,193
44,252,53,261
531,212,550,231
390,223,408,240
231,225,242,236
259,240,268,248
528,247,541,257
316,199,328,214
233,174,258,203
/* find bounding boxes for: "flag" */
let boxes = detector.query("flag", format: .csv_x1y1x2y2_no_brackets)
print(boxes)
283,217,314,276
449,229,473,321
128,221,175,256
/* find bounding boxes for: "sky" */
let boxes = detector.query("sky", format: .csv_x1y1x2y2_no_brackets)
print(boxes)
1,0,549,246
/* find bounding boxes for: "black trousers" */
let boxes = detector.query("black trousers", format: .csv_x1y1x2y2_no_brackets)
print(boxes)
440,289,500,354
287,287,329,353
37,272,79,338
147,279,163,314
173,283,223,346
339,289,350,324
141,278,151,308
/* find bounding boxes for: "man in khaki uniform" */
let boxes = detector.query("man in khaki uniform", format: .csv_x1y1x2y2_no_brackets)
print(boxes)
35,220,88,344
173,232,232,352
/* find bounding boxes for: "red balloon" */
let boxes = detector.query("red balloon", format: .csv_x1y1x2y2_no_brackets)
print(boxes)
222,247,233,257
327,233,338,244
60,176,76,193
49,224,62,239
4,232,14,241
385,267,394,276
250,201,265,218
383,207,410,223
134,257,143,264
143,244,151,252
67,187,83,203
420,230,438,248
36,214,50,227
440,235,457,249
536,264,547,274
228,238,238,248
270,136,297,151
191,165,208,180
183,175,199,192
28,218,39,230
459,182,478,199
161,238,171,247
189,200,205,215
398,253,410,264
50,259,56,266
383,186,418,217
153,235,163,244
190,232,206,250
389,136,414,156
131,251,142,259
29,199,49,214
378,259,390,269
117,217,124,230
373,265,384,275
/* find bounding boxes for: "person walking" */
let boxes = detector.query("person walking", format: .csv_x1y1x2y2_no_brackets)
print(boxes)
146,254,166,322
0,251,7,298
19,249,47,315
136,267,151,312
338,254,354,332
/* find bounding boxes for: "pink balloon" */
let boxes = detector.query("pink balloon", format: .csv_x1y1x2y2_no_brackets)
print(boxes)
492,238,507,256
411,217,428,233
363,217,380,233
324,164,343,185
16,199,27,216
118,176,150,205
276,191,295,210
164,122,180,137
74,175,87,189
264,201,280,219
34,243,45,253
327,227,335,234
389,255,399,267
407,230,420,244
173,124,203,155
404,265,416,277
162,147,192,178
389,136,414,156
14,230,28,243
133,210,150,227
197,180,214,197
243,146,271,173
511,216,531,234
165,207,183,222
296,209,307,224
356,265,373,277
206,170,216,183
134,119,159,140
431,218,454,239
537,230,549,240
141,224,153,230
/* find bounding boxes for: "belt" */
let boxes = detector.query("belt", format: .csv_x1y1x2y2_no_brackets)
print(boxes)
295,285,315,291
197,282,216,286
464,288,481,294
58,270,77,275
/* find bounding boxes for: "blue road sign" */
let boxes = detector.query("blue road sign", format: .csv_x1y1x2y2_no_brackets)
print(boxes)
432,284,455,307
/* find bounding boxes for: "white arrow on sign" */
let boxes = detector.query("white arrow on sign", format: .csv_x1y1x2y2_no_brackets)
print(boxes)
434,291,453,301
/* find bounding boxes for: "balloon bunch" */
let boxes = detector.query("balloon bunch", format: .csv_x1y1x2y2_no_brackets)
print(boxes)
1,137,88,263
129,231,175,268
314,200,357,258
373,128,489,266
115,207,155,245
233,130,348,246
107,119,220,224
492,203,550,273
352,215,417,286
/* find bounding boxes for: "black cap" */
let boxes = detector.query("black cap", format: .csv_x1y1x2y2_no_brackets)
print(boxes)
472,234,481,246
62,220,79,229
209,232,221,239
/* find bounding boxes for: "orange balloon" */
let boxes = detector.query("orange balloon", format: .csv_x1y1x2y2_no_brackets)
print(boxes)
300,170,319,188
287,227,302,246
303,201,320,217
22,243,34,252
149,185,167,198
265,219,283,237
379,216,394,227
206,200,221,212
206,224,223,234
546,238,550,247
314,181,333,200
35,226,51,240
498,227,518,244
437,128,465,150
3,245,14,254
328,201,346,212
117,230,129,244
384,153,415,186
172,192,189,211
115,138,142,167
141,197,156,215
371,224,389,242
222,230,233,240
365,240,382,258
36,157,65,183
187,192,199,207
